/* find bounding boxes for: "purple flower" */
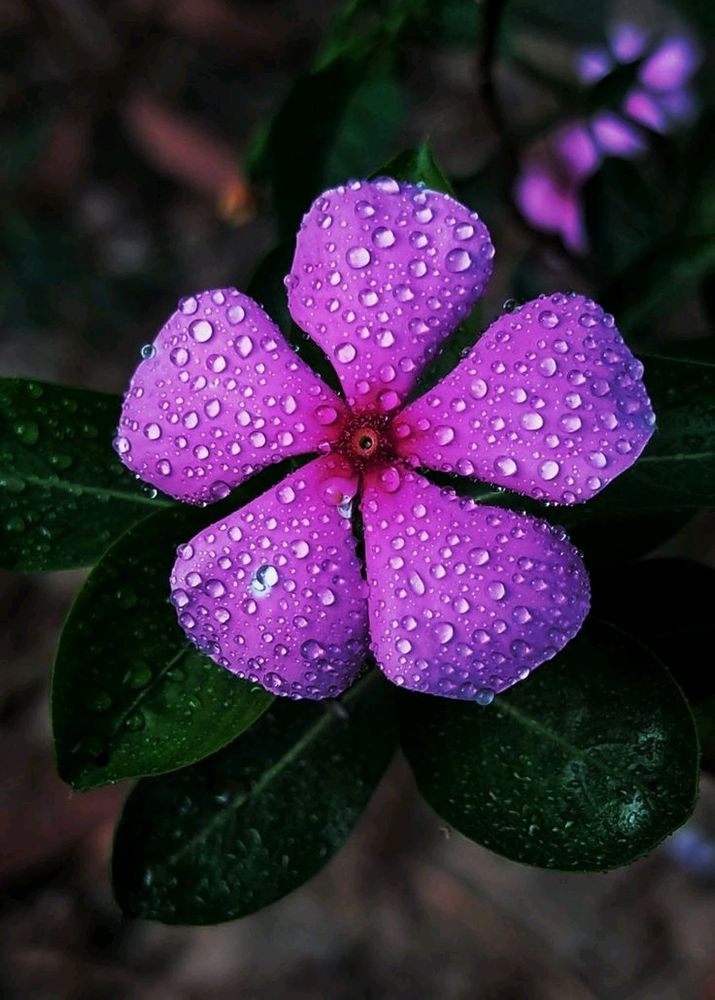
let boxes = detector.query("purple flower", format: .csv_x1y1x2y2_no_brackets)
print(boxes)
115,179,654,702
516,23,701,252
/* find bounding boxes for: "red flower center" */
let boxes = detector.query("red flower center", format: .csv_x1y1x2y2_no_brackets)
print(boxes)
334,410,397,472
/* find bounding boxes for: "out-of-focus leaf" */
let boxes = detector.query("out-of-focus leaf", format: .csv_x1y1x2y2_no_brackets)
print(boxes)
399,621,699,871
51,469,294,791
112,671,396,924
584,158,659,280
255,59,403,237
505,0,608,44
0,379,172,572
607,235,715,336
592,558,715,704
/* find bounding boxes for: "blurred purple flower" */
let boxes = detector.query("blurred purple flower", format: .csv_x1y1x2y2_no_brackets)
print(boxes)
515,23,701,253
116,179,654,703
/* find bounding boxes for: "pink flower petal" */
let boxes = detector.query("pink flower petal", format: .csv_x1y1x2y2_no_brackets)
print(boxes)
394,293,655,504
514,164,588,255
116,288,345,503
609,22,649,63
577,47,613,84
554,122,600,182
592,112,647,158
624,87,669,132
362,468,590,699
286,179,495,410
658,87,697,124
640,37,700,93
170,454,368,699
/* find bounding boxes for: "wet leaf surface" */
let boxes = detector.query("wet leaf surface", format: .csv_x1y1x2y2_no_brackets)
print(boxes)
53,498,275,791
398,621,699,871
0,379,172,571
112,670,396,924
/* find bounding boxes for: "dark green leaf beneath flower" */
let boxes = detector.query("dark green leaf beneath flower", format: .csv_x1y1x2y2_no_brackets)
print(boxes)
398,621,699,871
53,491,279,792
0,378,172,572
112,671,396,924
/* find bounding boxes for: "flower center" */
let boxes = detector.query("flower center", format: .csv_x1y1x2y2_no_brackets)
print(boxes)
335,411,396,471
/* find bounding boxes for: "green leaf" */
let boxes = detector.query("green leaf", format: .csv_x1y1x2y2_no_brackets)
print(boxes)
579,352,715,514
0,378,172,572
112,671,396,924
398,621,699,872
375,143,456,195
257,59,403,237
583,158,659,281
53,499,274,791
608,236,715,337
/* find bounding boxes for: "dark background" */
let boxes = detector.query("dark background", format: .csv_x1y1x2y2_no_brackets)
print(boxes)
1,0,714,996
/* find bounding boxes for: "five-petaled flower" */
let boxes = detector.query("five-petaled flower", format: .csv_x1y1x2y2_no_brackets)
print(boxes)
115,178,654,702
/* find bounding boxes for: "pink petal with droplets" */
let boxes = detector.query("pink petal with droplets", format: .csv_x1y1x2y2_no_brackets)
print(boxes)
286,178,494,411
362,468,590,700
115,288,345,504
170,454,368,700
394,293,655,504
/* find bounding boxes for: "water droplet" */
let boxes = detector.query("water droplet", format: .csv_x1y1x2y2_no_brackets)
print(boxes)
315,405,338,425
190,319,214,343
521,412,543,431
408,570,426,596
336,343,357,364
373,227,396,248
539,459,560,481
495,456,517,476
538,310,559,329
445,248,473,273
250,564,279,597
347,246,371,268
236,335,254,358
227,303,246,324
470,378,488,399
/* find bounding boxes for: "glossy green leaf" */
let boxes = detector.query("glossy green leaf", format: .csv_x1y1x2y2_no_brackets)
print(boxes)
398,622,699,871
53,497,274,792
0,379,173,571
112,671,396,924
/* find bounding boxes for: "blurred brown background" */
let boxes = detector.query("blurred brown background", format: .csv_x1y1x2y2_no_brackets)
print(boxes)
1,1,714,997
